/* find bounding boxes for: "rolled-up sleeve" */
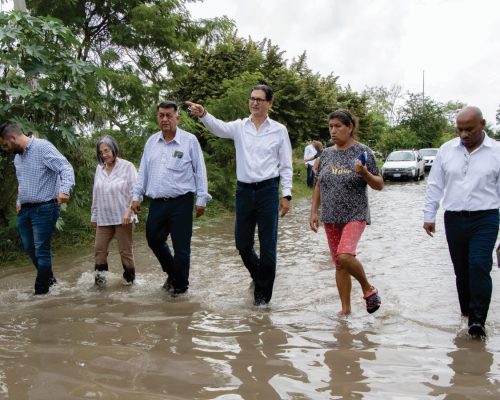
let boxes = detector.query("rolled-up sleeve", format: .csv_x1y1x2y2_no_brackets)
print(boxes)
43,145,75,195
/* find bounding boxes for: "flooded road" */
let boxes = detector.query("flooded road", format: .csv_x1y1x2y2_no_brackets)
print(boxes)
1,179,500,399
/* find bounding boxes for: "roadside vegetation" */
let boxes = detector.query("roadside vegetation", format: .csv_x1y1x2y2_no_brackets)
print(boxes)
1,2,499,266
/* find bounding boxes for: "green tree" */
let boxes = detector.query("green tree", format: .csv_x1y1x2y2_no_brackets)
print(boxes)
364,84,402,127
26,0,232,131
398,93,451,148
377,126,420,156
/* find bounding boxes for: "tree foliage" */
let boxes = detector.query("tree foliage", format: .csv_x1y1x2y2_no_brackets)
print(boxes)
0,4,472,266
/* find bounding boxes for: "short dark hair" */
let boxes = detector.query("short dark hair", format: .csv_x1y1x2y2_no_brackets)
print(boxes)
157,101,178,112
250,84,273,101
0,121,21,139
329,109,357,127
96,135,119,165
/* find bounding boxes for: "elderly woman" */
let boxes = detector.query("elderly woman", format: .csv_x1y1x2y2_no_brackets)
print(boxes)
310,110,384,316
91,135,138,286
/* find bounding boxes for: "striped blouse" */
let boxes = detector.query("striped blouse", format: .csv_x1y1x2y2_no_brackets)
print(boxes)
91,158,138,226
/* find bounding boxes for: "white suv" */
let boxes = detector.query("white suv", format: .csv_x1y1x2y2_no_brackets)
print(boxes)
381,150,425,181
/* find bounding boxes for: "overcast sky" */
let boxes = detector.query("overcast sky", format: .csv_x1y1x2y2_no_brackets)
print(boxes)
188,0,500,127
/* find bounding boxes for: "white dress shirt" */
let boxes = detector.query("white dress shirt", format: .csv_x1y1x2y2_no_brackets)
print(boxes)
132,128,211,207
91,158,138,226
200,113,293,197
423,133,500,223
304,143,316,166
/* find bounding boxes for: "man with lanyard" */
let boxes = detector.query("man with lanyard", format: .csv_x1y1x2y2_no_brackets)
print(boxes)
0,122,75,294
423,106,500,338
131,101,211,296
186,84,293,306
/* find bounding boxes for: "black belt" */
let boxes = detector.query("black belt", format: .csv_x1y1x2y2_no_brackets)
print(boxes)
152,192,193,202
446,209,497,217
237,177,279,189
21,199,58,208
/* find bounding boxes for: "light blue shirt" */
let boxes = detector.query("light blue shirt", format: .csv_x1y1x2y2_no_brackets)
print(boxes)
132,128,211,207
15,137,75,205
423,133,500,222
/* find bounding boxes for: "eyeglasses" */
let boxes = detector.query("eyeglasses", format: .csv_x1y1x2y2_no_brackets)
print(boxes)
248,97,268,104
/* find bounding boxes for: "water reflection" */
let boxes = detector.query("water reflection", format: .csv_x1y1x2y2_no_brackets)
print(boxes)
429,337,498,399
323,322,376,399
1,180,500,398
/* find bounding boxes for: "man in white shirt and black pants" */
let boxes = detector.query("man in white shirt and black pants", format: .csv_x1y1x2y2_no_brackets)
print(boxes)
186,84,293,306
304,139,316,188
423,106,500,338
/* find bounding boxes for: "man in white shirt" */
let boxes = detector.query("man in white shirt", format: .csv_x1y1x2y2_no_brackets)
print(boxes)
304,139,317,187
131,101,211,296
423,106,500,338
186,84,293,306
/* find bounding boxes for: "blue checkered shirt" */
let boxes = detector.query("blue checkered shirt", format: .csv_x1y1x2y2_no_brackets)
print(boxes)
15,137,75,205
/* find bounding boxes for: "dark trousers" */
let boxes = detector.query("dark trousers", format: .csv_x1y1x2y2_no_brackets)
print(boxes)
444,209,499,326
146,193,194,291
306,164,314,188
235,178,279,302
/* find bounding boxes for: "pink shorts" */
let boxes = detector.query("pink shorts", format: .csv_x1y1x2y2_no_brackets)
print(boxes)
324,221,367,268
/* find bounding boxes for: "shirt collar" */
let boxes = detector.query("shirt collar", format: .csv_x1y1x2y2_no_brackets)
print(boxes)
245,115,271,128
100,157,120,170
453,131,491,149
24,136,35,151
156,128,182,144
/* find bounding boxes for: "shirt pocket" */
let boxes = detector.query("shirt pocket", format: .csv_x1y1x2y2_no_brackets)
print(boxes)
165,154,192,172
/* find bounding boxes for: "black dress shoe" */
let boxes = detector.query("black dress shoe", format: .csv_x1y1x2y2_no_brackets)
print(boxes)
254,293,269,306
171,287,188,297
468,323,486,338
162,278,173,292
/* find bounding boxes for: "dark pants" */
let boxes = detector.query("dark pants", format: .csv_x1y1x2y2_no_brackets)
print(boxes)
16,201,60,271
444,209,499,326
235,178,279,302
306,164,314,188
146,193,194,292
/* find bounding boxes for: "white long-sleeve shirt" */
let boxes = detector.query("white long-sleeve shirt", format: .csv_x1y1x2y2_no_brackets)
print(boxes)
423,133,500,223
200,113,293,197
132,129,211,207
304,143,316,166
91,158,138,226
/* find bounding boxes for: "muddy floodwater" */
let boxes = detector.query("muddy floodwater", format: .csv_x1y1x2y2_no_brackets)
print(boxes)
1,179,500,399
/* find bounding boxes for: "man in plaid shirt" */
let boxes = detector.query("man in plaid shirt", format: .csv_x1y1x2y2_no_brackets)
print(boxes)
0,122,74,294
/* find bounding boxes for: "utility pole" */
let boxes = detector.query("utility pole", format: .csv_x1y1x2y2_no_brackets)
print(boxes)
422,70,425,106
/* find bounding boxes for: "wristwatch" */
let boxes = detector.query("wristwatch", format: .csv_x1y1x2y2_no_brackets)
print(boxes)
283,195,292,201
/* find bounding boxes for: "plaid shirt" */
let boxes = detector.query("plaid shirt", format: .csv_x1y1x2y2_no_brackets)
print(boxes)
15,137,75,205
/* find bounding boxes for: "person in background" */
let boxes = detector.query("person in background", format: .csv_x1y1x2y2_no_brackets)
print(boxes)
0,121,74,294
304,138,317,188
91,135,138,287
423,106,500,338
310,110,383,316
186,84,293,307
311,140,324,178
131,101,211,297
